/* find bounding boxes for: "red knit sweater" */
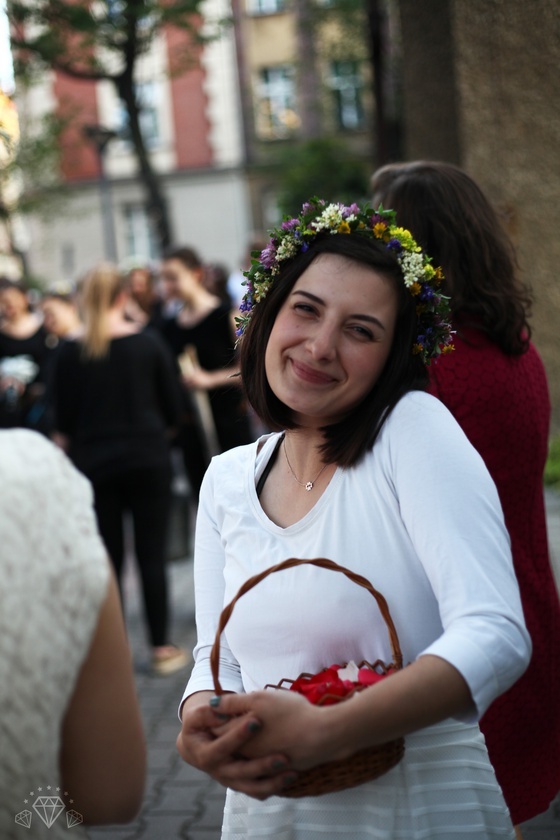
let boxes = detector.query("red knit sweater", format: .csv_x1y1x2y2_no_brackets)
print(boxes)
429,325,560,823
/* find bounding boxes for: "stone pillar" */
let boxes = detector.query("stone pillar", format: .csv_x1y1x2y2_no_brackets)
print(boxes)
398,0,462,163
398,0,560,429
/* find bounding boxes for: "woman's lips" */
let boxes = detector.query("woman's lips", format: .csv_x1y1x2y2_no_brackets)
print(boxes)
290,358,336,385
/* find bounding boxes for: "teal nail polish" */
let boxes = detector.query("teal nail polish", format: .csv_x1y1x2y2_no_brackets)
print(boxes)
247,720,261,734
209,696,221,708
272,760,287,771
283,773,298,787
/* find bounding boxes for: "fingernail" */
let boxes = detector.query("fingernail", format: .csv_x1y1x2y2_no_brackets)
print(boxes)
209,696,221,708
247,720,261,734
272,759,288,771
215,713,230,721
282,773,298,787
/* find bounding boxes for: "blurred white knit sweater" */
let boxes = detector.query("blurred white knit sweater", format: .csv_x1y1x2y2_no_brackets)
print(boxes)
0,430,108,839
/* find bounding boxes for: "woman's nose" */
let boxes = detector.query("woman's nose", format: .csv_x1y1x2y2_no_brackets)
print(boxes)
307,323,338,361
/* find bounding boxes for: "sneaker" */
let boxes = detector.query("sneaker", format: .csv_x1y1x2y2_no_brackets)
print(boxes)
152,645,190,676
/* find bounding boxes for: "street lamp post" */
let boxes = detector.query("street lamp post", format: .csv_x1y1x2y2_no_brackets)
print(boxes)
82,124,118,263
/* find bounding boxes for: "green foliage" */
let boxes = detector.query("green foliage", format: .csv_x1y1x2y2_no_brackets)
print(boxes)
0,127,13,159
7,0,211,82
1,111,69,221
545,436,560,489
275,138,370,218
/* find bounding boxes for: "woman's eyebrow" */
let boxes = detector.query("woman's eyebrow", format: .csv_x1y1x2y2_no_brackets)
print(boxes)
292,290,386,331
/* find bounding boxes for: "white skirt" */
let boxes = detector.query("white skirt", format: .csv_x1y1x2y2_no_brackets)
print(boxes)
221,720,515,839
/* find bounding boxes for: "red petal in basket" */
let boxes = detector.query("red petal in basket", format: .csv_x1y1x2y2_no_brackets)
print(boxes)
290,666,350,706
358,668,388,686
289,661,392,706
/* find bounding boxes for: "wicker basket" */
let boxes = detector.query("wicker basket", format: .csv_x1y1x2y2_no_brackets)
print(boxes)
209,557,405,797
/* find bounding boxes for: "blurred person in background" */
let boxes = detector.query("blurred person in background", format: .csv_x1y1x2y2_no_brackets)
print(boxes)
0,278,53,431
159,246,254,455
0,429,145,837
203,262,233,307
41,283,82,437
42,283,82,343
120,257,165,328
50,263,188,676
371,160,560,834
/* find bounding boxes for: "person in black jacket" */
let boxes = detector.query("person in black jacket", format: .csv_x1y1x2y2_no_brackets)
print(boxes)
159,246,255,454
51,262,187,675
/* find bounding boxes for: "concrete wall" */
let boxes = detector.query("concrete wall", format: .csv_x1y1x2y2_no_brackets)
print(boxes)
25,168,253,284
398,0,560,431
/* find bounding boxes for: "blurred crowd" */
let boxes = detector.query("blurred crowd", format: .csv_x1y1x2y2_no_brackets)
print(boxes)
0,247,261,674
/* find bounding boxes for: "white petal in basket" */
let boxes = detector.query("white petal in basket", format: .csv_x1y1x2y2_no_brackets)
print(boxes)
336,661,360,682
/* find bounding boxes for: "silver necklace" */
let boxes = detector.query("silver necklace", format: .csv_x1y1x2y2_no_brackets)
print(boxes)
283,440,329,491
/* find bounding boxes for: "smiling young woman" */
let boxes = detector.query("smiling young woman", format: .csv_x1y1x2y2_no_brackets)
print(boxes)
177,200,528,840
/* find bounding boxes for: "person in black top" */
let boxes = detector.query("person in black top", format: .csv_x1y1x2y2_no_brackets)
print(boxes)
159,246,254,454
40,284,83,435
51,263,187,676
0,278,54,431
120,257,166,330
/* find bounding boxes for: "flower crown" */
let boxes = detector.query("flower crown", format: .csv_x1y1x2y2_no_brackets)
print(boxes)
236,198,454,364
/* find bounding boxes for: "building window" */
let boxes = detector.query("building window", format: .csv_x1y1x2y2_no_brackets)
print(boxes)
328,60,364,130
116,81,160,148
246,0,285,14
123,205,159,261
255,66,298,139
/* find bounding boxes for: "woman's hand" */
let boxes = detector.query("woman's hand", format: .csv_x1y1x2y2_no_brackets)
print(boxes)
182,366,240,391
209,690,340,771
182,367,216,391
177,697,297,800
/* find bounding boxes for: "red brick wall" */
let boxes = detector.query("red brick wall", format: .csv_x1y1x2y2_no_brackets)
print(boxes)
53,72,100,182
166,25,213,169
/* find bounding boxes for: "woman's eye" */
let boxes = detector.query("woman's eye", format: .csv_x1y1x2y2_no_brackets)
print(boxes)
349,324,375,340
293,303,316,315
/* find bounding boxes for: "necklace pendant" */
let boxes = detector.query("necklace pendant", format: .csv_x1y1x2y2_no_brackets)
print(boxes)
305,481,313,491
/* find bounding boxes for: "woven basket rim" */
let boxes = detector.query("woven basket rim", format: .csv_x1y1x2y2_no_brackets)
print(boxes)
209,557,406,797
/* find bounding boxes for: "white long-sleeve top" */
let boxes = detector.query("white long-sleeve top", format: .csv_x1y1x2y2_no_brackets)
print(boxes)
183,391,530,720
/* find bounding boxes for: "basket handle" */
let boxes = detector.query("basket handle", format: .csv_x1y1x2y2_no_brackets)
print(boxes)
210,557,403,695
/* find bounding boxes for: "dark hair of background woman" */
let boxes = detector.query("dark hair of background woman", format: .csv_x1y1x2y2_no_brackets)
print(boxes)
370,160,532,355
162,246,203,271
240,234,428,468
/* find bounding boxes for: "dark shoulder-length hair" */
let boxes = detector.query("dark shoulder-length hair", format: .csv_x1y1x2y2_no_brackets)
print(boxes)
370,160,532,355
162,245,203,271
240,233,428,468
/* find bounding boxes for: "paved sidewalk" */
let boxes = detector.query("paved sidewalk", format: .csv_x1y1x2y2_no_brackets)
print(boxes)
87,490,560,840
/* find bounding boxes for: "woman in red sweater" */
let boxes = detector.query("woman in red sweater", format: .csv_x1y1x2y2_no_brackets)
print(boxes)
371,160,560,834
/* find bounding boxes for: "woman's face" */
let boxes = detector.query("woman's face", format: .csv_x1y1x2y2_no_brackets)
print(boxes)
160,259,201,301
264,253,398,427
0,287,28,322
42,298,76,337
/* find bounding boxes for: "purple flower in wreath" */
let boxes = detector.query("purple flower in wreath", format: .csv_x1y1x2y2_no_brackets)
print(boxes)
281,218,299,232
386,238,403,253
419,285,434,302
260,244,277,269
